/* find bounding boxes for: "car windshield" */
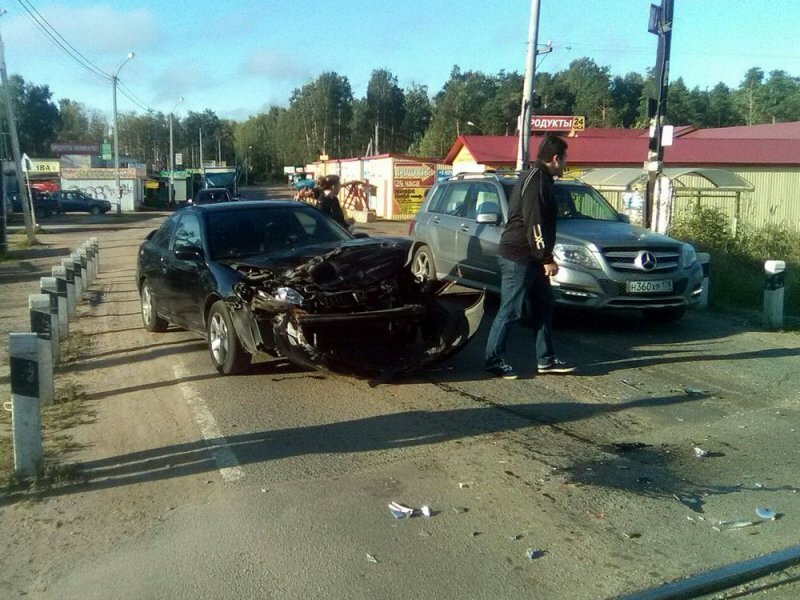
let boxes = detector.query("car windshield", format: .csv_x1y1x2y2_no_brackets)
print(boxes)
206,205,352,259
501,181,620,221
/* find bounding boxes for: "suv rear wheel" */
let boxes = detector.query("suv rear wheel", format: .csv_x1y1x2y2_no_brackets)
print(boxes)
412,245,438,281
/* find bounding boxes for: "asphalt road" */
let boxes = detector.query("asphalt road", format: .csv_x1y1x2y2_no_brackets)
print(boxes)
3,186,800,599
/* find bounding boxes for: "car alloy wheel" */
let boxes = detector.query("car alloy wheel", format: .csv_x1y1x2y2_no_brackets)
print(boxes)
140,280,168,332
412,245,437,281
207,300,251,375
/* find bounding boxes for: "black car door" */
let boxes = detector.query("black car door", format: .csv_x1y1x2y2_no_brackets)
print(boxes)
162,212,208,332
139,214,179,319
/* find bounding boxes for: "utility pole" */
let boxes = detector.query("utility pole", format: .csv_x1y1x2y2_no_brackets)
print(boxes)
112,52,134,216
644,0,673,230
516,0,541,170
169,97,183,206
0,10,36,244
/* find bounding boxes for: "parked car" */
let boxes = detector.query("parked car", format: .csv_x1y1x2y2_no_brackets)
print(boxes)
50,190,112,214
9,190,60,217
409,172,703,322
191,188,233,205
136,201,484,376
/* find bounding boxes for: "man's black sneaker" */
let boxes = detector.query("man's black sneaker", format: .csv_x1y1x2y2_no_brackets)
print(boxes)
486,360,518,380
537,358,576,374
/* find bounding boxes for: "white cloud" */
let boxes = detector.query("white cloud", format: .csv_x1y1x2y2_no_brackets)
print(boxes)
243,50,310,83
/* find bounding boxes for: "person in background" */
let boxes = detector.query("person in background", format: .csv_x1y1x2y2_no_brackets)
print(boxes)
316,174,347,228
484,134,576,379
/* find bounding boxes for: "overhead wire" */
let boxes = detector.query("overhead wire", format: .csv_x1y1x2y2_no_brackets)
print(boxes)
14,0,156,113
15,0,111,82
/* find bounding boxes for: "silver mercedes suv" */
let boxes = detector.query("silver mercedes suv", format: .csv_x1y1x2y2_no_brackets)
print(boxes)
409,172,703,322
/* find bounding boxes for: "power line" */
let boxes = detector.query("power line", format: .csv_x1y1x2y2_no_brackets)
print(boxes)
118,81,153,113
15,0,110,81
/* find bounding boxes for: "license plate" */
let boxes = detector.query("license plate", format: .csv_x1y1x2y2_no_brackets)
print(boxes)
627,280,673,293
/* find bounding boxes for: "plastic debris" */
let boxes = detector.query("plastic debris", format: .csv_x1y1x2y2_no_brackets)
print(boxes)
459,482,472,489
685,387,706,396
526,548,546,560
756,507,777,520
366,553,378,563
694,446,710,458
421,505,432,518
388,501,414,519
714,520,757,531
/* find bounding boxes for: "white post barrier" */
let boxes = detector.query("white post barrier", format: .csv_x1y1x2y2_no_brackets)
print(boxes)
697,252,711,309
77,248,89,287
90,237,100,273
72,252,85,297
83,241,96,284
9,333,43,477
29,294,55,405
61,260,77,317
763,260,786,330
50,266,69,338
39,278,61,366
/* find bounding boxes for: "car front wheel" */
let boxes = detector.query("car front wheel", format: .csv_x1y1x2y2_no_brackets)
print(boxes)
91,205,102,215
412,245,438,281
207,300,251,375
141,279,169,332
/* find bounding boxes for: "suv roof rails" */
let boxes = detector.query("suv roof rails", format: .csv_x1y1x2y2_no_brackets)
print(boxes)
446,170,521,182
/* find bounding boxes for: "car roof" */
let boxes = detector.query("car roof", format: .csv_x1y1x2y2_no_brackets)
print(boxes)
187,199,302,212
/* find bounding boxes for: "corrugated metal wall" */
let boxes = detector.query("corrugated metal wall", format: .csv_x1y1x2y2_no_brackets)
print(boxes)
589,167,800,233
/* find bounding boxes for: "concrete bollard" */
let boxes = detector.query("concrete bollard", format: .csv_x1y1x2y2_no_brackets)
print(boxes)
763,260,786,330
75,248,92,292
90,237,100,273
697,252,711,309
50,266,69,338
61,260,77,317
83,241,96,284
9,333,44,478
29,294,55,405
39,278,61,366
71,253,83,299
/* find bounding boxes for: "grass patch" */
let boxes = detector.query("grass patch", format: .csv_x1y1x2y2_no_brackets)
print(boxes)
60,331,95,362
670,206,800,319
0,381,93,493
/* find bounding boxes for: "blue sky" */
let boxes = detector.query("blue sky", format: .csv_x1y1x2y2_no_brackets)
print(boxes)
3,0,798,122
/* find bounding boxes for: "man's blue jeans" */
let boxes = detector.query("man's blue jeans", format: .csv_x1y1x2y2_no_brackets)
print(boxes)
485,256,554,368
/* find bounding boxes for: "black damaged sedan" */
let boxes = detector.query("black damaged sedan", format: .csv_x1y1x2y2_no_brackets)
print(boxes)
136,201,484,377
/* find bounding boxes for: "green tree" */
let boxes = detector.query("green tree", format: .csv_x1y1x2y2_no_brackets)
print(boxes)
366,69,406,153
561,58,613,126
288,71,353,160
610,72,644,128
704,83,740,127
761,70,800,122
0,75,59,157
734,67,768,125
56,99,107,143
666,78,696,125
400,84,432,152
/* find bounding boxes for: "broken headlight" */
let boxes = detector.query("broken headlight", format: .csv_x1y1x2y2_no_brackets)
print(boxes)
274,287,305,305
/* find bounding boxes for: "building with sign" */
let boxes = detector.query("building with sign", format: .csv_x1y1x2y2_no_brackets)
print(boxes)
308,154,451,220
443,121,800,231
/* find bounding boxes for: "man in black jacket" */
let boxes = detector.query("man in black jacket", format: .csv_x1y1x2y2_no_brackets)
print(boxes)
484,134,575,379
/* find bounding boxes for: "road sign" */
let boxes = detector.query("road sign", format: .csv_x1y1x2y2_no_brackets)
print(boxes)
175,153,183,166
530,115,585,132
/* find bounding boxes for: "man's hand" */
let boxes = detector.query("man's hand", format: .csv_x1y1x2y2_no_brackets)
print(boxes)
544,262,559,277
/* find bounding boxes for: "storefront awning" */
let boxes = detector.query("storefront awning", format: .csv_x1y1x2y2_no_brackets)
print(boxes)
578,167,754,192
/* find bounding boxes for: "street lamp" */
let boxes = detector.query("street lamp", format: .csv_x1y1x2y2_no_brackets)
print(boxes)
112,51,134,216
246,145,252,186
466,121,485,134
169,97,184,206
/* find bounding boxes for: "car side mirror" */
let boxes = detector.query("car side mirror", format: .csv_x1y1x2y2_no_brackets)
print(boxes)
476,212,500,225
352,232,370,239
617,213,631,224
174,247,204,261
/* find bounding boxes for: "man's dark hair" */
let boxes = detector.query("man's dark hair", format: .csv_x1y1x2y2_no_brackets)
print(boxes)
536,134,568,162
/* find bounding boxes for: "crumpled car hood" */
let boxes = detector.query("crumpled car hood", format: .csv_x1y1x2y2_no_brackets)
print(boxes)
222,237,484,380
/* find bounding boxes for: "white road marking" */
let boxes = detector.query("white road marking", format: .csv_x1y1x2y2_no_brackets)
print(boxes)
173,365,245,482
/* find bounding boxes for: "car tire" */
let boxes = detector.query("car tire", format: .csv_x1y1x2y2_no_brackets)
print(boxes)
140,279,169,332
207,300,251,375
644,306,686,323
91,205,102,215
412,245,438,281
